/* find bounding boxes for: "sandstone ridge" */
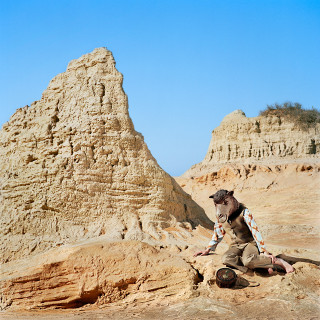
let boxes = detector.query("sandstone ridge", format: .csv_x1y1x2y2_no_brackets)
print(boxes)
184,109,319,178
0,48,211,263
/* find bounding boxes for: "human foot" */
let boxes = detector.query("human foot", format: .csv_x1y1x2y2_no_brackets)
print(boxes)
274,258,295,273
267,267,274,275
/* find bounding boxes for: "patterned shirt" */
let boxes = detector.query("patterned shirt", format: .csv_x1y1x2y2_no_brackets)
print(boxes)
207,208,267,253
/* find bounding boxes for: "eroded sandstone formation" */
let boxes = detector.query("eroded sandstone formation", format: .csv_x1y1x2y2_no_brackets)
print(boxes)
0,48,211,263
0,240,200,310
184,109,319,177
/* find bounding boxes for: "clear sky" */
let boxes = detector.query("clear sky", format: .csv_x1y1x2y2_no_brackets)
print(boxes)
1,0,319,176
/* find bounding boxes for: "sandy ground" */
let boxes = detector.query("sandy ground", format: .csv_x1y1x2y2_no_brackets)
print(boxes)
2,295,319,320
1,166,319,319
176,165,320,261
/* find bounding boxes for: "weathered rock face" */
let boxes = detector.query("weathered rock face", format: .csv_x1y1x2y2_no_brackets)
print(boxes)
0,48,210,263
184,109,319,177
0,240,199,310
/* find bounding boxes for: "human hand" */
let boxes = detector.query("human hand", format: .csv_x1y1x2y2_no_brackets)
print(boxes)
263,251,276,264
193,249,210,257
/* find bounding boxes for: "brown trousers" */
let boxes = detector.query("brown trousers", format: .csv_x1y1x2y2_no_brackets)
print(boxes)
222,242,273,273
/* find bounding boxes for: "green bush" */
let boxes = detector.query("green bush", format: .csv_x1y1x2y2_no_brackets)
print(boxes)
259,102,320,130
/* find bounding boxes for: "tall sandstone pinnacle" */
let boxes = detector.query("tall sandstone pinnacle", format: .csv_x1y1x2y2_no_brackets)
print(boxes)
0,48,210,263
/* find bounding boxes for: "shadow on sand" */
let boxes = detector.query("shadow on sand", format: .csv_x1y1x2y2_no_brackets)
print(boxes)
277,253,320,267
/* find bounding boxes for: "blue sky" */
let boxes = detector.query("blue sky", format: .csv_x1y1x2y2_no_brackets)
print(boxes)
1,0,319,176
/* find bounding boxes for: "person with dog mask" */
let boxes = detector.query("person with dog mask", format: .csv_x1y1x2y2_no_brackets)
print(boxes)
194,189,294,274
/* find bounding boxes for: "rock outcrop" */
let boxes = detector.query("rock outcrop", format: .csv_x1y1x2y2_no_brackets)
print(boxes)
0,48,211,263
0,240,199,310
184,109,319,177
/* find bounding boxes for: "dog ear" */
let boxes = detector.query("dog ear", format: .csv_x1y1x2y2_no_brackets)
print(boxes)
227,190,234,196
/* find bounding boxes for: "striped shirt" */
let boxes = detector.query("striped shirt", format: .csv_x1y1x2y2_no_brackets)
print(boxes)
207,208,267,253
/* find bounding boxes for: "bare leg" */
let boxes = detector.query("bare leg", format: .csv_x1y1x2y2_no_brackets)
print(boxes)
274,257,295,273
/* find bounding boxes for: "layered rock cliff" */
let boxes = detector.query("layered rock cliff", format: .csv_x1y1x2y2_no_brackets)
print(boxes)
0,48,211,263
183,109,319,177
